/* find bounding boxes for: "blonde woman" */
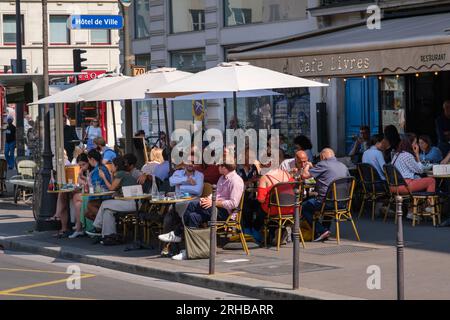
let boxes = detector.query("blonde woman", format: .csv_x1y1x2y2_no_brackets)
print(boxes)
141,147,164,176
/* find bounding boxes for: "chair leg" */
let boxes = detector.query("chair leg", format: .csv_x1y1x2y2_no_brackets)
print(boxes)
298,227,306,249
412,198,417,227
371,199,376,221
263,221,268,248
335,215,340,245
349,213,361,241
358,197,366,219
383,201,390,223
277,220,282,251
430,198,436,227
238,226,250,255
312,216,316,240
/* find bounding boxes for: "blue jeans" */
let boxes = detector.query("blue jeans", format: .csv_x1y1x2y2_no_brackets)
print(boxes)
301,197,331,237
175,201,229,237
5,141,16,169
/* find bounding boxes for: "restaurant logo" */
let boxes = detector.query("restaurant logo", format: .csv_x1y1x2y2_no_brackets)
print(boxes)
420,53,446,63
298,56,370,74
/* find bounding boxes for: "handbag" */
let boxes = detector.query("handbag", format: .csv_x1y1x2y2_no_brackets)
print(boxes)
83,126,90,144
184,226,210,260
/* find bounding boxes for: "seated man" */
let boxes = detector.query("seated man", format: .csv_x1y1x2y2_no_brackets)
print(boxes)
301,148,350,242
94,137,117,164
123,153,150,192
362,134,386,180
158,162,244,245
279,150,309,178
162,154,204,235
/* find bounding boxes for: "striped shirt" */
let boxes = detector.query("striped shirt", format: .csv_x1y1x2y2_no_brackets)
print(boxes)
391,152,423,179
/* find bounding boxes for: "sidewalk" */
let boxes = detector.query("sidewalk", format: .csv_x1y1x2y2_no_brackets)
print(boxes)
1,196,450,299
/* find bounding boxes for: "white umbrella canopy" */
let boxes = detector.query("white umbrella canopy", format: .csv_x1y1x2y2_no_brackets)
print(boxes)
80,67,192,102
168,89,282,101
28,74,129,105
147,61,328,99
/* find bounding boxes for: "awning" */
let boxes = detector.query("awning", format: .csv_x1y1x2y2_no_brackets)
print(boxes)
229,12,450,78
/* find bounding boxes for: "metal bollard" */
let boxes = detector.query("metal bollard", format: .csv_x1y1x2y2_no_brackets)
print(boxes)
209,184,217,275
396,195,405,300
292,188,301,289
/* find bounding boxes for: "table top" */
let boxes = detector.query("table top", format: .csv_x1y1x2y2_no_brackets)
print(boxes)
426,173,450,178
114,194,152,201
80,191,115,197
148,196,198,204
48,188,78,194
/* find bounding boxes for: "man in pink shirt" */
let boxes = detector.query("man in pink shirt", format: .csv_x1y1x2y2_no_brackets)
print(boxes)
159,162,244,244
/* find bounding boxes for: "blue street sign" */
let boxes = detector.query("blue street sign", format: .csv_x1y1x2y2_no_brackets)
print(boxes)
68,15,123,30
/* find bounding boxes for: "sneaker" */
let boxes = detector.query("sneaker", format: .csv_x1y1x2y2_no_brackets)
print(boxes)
407,213,421,221
158,231,181,243
68,230,85,239
86,229,101,237
425,207,434,214
313,230,331,242
172,249,187,260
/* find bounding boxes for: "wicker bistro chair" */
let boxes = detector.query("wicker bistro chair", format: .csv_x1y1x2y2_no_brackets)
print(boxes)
263,181,306,251
216,191,249,255
383,164,441,226
357,163,389,220
312,177,360,244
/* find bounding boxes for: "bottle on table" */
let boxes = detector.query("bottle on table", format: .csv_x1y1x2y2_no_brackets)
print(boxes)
151,175,159,199
48,170,55,191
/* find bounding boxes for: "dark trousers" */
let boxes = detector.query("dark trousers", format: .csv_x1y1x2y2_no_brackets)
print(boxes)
175,201,229,236
302,197,341,237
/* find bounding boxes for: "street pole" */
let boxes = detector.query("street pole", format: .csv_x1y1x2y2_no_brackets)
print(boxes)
119,1,134,154
396,196,405,300
209,184,217,275
15,0,25,157
293,187,301,289
35,0,56,230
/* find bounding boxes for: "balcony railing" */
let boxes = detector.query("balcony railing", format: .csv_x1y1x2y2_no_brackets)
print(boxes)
320,0,373,7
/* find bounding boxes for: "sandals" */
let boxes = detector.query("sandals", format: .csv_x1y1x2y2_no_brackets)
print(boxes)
53,230,71,239
46,216,61,222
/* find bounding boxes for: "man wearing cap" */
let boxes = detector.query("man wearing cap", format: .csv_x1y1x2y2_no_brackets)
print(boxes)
5,117,16,169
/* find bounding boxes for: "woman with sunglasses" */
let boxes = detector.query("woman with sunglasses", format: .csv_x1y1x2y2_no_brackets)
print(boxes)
84,119,103,151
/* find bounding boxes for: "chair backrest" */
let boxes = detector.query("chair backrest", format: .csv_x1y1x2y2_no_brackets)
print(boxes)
268,181,302,208
17,160,36,178
324,177,355,210
383,164,408,195
65,165,80,184
0,159,7,179
201,182,213,197
357,163,382,193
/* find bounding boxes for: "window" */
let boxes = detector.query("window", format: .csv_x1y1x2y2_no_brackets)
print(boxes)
170,50,206,131
50,16,70,44
380,76,406,134
224,88,311,157
135,54,151,69
134,0,150,39
3,15,24,45
224,0,306,27
91,29,110,44
170,0,205,33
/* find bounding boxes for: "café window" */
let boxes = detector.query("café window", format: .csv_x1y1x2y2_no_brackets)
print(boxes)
224,88,311,157
134,0,150,38
170,50,206,131
380,76,406,134
170,0,205,33
50,15,70,44
91,29,110,44
224,0,306,27
3,15,24,45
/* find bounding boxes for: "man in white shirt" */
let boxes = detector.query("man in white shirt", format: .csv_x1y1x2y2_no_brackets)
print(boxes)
279,150,310,176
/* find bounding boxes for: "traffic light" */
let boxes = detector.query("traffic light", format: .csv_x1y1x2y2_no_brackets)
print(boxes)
73,49,87,73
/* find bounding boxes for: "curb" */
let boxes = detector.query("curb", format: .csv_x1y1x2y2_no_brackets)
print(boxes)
0,237,362,300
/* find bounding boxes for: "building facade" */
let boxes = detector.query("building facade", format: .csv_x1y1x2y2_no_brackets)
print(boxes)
0,0,121,149
129,0,320,155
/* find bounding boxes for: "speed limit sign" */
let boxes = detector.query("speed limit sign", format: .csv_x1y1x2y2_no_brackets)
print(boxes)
132,65,146,76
